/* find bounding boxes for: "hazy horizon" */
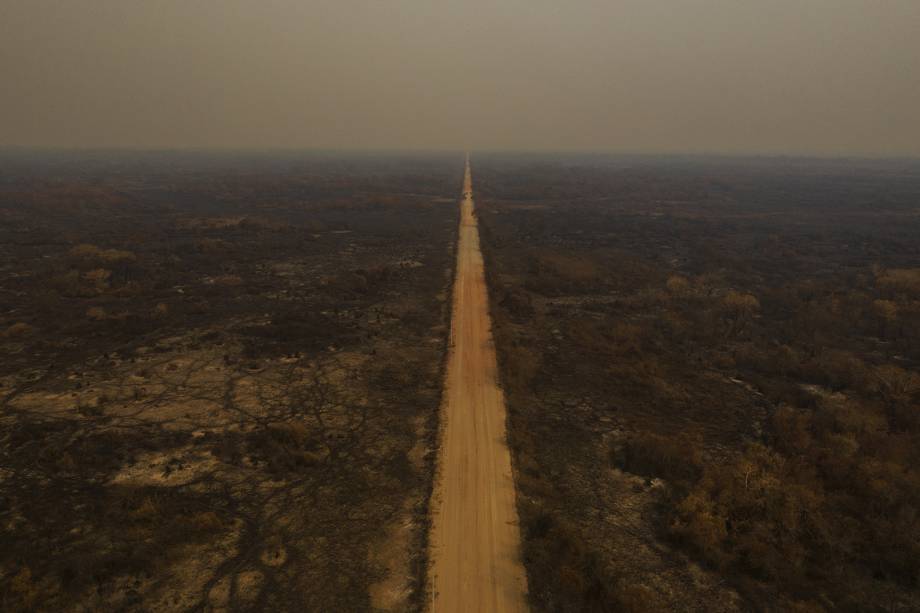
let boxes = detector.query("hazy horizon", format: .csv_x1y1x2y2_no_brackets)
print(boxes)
4,145,920,162
3,1,919,156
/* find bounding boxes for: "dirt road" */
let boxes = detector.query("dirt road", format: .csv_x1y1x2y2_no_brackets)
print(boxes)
428,156,528,612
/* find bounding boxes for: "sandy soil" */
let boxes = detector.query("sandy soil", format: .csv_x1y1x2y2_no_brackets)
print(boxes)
427,156,528,612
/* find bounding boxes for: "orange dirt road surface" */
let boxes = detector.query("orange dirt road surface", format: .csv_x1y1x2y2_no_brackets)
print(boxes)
427,155,529,612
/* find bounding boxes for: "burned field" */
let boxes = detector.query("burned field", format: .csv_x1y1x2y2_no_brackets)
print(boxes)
474,155,920,612
0,151,460,611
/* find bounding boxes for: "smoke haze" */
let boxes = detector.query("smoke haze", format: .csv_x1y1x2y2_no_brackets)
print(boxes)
2,0,919,154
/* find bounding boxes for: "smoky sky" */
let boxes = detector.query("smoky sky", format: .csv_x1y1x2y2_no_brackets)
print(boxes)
2,0,919,155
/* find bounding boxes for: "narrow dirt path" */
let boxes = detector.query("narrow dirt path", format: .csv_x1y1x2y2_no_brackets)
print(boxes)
428,155,528,612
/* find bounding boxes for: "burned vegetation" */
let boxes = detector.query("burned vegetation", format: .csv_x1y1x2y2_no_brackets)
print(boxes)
0,151,460,611
475,155,920,612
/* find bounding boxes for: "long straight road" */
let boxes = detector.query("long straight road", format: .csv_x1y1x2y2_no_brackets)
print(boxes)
428,155,528,612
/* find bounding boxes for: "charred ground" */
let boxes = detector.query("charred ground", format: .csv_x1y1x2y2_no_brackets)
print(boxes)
0,151,461,611
475,154,920,612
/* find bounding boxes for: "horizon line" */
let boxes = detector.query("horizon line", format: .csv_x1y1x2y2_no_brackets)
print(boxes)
2,144,919,162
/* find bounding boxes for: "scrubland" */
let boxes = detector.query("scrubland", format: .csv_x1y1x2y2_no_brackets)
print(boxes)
0,151,461,611
475,155,920,612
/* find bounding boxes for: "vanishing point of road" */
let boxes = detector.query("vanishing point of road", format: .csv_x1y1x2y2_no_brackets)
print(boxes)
428,155,529,612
